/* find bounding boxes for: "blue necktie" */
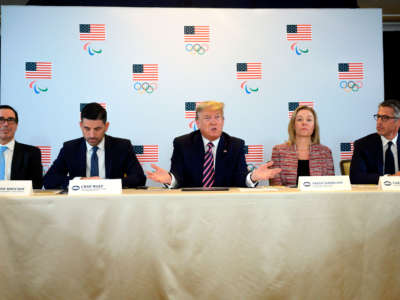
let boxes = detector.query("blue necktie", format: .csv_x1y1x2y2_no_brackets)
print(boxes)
384,141,395,175
90,146,99,177
0,146,8,180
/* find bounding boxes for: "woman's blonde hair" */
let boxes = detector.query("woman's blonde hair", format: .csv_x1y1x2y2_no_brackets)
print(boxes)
288,105,320,145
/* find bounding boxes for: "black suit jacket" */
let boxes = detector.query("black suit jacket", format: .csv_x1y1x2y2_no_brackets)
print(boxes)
350,133,400,184
43,135,146,189
170,130,249,188
10,142,43,189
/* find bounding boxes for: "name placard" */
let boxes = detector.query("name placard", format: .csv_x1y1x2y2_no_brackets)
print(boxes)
0,180,32,196
378,176,400,191
298,176,351,191
68,179,122,195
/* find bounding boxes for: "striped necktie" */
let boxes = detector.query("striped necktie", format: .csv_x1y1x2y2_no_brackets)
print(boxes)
0,146,8,180
202,142,215,187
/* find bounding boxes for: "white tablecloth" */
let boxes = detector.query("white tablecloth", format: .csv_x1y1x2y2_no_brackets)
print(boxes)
1,186,399,300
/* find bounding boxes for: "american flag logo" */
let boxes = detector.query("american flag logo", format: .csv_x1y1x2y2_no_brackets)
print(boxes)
340,142,354,160
338,63,364,80
80,102,106,112
236,63,262,80
286,24,312,41
134,145,159,163
79,24,106,41
185,102,202,119
132,64,158,81
244,145,264,163
25,62,52,79
288,101,314,118
37,146,51,171
184,26,210,43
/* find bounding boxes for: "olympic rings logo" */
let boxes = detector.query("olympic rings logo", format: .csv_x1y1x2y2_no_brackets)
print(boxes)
133,82,158,94
339,80,363,92
185,43,209,55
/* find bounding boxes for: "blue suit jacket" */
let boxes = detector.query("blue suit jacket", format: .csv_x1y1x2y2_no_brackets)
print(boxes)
43,135,146,189
350,133,400,184
170,130,249,188
11,142,43,189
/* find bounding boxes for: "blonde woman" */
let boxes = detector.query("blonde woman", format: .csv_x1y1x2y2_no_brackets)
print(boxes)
270,106,334,186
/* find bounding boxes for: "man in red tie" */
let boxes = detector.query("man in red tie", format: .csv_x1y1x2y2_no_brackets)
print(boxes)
147,101,280,188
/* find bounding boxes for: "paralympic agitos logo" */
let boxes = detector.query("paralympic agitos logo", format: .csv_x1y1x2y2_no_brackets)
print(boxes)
25,62,52,94
286,24,312,55
184,25,210,55
236,62,262,94
79,24,105,56
185,102,201,131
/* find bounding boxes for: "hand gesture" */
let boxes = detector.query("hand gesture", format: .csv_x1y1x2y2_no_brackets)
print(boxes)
146,164,172,185
251,161,281,182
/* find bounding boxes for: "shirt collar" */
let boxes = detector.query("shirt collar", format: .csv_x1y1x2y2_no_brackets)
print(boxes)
86,137,105,152
0,139,15,151
381,134,398,147
201,135,220,149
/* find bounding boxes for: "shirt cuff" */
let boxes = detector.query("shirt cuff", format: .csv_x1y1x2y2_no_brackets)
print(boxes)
246,172,257,188
165,172,177,189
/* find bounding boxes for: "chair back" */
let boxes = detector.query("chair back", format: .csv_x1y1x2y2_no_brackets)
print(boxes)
340,160,351,175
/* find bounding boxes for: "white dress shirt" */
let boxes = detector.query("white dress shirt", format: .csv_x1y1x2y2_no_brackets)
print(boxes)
85,138,106,178
1,139,15,180
381,134,399,174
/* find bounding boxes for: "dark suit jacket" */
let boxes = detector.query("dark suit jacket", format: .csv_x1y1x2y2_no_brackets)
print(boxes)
350,133,400,184
170,130,249,188
10,142,43,189
43,135,146,189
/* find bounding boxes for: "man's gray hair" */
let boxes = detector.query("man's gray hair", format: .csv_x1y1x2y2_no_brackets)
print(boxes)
379,100,400,119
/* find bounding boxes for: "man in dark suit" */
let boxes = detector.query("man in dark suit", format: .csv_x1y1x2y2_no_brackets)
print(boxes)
0,105,43,189
147,101,280,188
43,103,145,189
350,100,400,184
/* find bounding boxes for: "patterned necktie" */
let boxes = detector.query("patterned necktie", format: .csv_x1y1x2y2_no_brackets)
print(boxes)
90,146,99,177
202,142,215,187
384,141,395,175
0,146,8,180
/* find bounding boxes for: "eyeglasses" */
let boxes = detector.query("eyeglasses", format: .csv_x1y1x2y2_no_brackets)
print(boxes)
0,117,17,125
373,114,399,122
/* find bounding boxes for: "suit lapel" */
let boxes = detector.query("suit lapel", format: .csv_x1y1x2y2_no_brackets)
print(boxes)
375,133,384,175
215,133,228,186
397,135,400,170
192,131,205,186
104,135,112,178
10,141,23,179
78,139,87,177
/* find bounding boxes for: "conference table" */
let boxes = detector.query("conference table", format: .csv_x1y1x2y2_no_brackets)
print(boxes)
1,186,399,300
